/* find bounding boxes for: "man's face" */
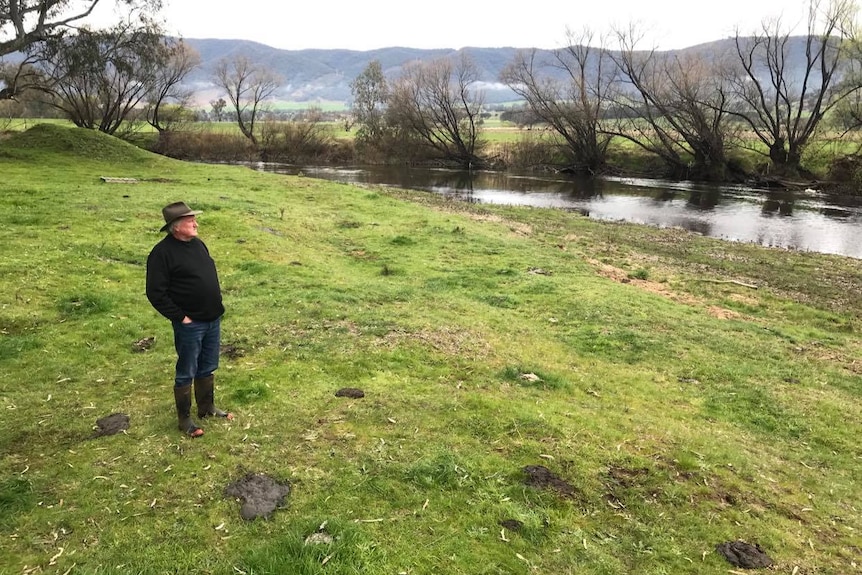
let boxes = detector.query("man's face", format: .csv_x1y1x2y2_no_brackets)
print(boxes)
173,215,198,241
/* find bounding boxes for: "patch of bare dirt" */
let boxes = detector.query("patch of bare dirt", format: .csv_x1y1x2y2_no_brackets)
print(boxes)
225,473,291,521
523,464,578,499
587,258,741,320
335,388,364,398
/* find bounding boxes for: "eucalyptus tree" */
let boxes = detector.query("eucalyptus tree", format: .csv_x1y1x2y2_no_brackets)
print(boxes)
213,55,282,147
209,98,227,122
350,60,390,152
727,0,861,174
500,28,616,174
30,13,168,134
0,1,162,60
386,53,487,168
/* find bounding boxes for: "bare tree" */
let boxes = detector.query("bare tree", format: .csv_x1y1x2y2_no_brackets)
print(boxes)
30,12,167,134
145,39,200,133
728,0,860,174
608,26,733,180
213,55,281,147
0,0,161,58
387,53,486,168
501,28,616,174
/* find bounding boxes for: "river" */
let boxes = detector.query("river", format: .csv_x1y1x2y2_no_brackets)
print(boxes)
254,164,862,259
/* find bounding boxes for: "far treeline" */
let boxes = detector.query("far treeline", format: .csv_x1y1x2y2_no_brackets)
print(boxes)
4,0,862,190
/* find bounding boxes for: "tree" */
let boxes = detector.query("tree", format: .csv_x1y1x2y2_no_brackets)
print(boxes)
350,60,389,150
31,13,168,134
145,39,200,133
727,0,860,174
213,56,282,147
0,0,162,58
608,26,733,180
501,28,616,174
209,97,226,122
0,55,44,100
387,53,486,168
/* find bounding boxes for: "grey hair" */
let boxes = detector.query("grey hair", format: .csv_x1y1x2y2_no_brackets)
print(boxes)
167,219,183,234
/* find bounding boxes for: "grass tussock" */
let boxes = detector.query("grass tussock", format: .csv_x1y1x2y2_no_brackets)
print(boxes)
1,124,861,574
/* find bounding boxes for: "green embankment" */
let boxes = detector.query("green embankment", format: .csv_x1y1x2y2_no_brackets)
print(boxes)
0,124,859,574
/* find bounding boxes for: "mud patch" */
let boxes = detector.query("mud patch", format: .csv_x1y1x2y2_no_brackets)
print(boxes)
92,413,129,438
716,540,773,568
224,473,291,521
335,387,365,398
523,465,577,499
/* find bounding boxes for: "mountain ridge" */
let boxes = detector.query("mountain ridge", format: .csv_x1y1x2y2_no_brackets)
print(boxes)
183,38,760,105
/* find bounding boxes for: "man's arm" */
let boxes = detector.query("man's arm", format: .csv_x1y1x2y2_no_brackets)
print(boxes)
145,248,186,321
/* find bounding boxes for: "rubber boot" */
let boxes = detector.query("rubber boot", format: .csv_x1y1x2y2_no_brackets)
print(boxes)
194,374,233,420
174,384,203,437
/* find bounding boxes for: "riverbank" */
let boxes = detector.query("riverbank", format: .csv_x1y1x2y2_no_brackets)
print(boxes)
257,164,862,258
1,124,860,574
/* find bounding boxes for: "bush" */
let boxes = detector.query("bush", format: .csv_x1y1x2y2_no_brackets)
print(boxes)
152,129,257,162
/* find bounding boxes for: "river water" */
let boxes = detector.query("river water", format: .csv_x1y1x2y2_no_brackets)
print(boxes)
255,164,862,259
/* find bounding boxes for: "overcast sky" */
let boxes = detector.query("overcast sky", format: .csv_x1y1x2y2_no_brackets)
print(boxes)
95,0,812,51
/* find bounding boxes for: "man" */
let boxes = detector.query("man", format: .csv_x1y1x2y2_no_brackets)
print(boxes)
146,201,233,437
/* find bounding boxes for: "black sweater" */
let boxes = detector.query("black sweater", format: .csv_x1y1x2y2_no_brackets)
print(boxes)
146,235,225,322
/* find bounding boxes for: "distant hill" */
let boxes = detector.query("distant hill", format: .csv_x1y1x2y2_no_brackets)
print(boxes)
187,38,811,107
3,37,815,107
183,39,527,105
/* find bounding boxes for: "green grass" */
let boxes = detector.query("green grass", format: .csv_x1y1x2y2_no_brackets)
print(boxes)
0,123,860,574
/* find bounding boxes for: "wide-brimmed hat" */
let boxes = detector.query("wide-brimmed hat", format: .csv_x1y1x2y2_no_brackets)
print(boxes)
160,201,202,232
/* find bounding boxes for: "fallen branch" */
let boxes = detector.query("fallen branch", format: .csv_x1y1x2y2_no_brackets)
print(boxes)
695,279,758,289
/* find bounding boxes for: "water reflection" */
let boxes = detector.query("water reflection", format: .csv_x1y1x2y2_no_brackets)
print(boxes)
256,163,862,259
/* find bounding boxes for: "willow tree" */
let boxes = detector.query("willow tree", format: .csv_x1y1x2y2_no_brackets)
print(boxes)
501,28,615,174
607,26,733,181
386,53,487,169
727,0,861,174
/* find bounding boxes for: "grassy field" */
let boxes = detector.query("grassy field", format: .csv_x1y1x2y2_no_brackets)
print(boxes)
0,124,860,574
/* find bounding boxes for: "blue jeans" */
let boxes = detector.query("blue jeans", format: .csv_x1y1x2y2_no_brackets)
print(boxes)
172,317,221,388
